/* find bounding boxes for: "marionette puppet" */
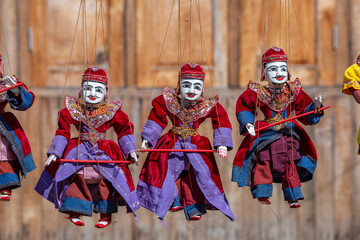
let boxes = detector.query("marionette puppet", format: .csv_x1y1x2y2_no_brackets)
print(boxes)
232,47,325,208
0,54,36,201
137,63,235,222
35,66,139,228
342,55,360,155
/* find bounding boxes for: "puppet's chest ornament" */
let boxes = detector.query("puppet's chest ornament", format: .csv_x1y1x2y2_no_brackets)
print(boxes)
249,79,302,112
79,127,106,145
172,123,199,140
162,87,218,124
64,95,121,129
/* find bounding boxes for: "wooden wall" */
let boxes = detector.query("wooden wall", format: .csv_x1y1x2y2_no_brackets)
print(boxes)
0,0,359,240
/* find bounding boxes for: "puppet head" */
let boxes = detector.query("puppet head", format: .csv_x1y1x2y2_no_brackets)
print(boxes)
81,66,108,104
176,63,205,101
261,47,289,84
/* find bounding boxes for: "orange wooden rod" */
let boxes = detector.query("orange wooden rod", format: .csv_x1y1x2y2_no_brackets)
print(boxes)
59,159,131,164
137,149,217,153
254,105,330,133
0,82,23,94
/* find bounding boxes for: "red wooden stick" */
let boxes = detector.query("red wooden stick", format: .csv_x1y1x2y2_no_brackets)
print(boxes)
255,105,330,133
59,159,131,164
137,149,217,153
0,82,23,94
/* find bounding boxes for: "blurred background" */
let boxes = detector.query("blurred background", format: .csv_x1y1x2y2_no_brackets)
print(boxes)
0,0,359,239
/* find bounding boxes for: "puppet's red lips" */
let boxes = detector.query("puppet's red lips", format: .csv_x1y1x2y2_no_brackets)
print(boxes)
88,97,97,100
186,93,196,97
275,76,285,80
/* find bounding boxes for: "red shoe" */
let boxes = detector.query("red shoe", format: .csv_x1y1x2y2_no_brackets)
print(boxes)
0,190,11,201
68,213,84,226
95,214,111,228
189,215,201,221
170,206,184,212
258,197,271,205
288,201,301,208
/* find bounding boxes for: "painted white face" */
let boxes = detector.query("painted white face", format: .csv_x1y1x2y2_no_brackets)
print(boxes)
82,81,106,104
180,78,203,101
264,61,288,84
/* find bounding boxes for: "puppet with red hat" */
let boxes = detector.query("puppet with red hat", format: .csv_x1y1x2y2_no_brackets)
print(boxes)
232,47,324,208
0,54,35,202
137,63,235,222
35,66,139,228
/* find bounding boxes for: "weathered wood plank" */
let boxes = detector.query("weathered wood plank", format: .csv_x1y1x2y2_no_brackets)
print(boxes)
333,96,353,240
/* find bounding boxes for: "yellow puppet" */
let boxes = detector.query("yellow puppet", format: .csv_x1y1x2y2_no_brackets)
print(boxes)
343,55,360,154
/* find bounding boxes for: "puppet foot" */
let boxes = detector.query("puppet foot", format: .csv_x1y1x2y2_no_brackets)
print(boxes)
189,215,201,221
95,214,111,228
68,213,84,226
288,201,301,208
258,197,271,205
0,190,11,201
170,206,184,212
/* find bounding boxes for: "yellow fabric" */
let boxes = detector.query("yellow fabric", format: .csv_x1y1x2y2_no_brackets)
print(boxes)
343,64,360,95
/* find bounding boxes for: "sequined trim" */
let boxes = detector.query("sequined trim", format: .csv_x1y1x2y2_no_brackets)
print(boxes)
162,87,218,123
64,95,122,129
249,79,301,112
264,113,294,131
172,124,199,140
79,128,106,145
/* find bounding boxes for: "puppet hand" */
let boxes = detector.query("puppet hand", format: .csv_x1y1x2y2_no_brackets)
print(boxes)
3,76,20,95
314,95,322,114
141,139,148,149
246,123,256,136
45,154,58,166
2,75,16,86
218,146,227,158
129,151,139,166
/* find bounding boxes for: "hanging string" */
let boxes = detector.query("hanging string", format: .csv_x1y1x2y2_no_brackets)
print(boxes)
290,0,318,95
194,0,225,145
145,0,177,109
97,0,138,159
100,0,107,71
92,0,99,63
0,29,13,77
279,0,281,47
178,0,182,69
188,0,193,62
49,0,83,157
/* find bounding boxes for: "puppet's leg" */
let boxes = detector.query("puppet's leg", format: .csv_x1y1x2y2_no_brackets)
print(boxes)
180,168,206,221
282,161,303,208
60,174,93,226
0,160,20,201
170,177,183,211
251,160,273,204
94,178,119,228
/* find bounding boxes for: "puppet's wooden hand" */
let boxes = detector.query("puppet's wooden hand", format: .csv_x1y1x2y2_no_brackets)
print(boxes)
129,151,139,166
2,76,20,95
246,123,256,136
45,154,58,166
218,146,227,158
141,139,148,149
314,95,323,115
